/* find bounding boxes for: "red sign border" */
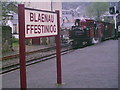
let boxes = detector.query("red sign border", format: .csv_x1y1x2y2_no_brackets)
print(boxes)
18,4,62,89
24,7,58,39
25,7,57,14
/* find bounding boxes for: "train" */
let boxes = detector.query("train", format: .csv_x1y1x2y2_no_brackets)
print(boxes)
118,22,120,37
68,18,116,48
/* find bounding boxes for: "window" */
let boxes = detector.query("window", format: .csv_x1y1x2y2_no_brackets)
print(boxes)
13,24,17,34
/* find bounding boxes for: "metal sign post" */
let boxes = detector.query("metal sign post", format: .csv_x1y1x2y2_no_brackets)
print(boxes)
18,4,27,89
114,6,117,39
18,4,62,89
55,10,62,84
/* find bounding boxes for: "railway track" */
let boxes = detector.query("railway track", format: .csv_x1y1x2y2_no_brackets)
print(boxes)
1,46,73,74
1,41,96,74
1,46,56,61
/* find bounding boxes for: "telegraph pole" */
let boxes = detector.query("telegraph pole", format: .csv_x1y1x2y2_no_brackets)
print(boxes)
114,6,117,39
114,6,117,29
109,6,119,40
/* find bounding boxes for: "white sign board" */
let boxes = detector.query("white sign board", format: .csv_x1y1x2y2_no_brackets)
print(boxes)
25,9,58,38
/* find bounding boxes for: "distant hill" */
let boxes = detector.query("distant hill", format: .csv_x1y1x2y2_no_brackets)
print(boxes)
62,2,91,10
62,2,91,17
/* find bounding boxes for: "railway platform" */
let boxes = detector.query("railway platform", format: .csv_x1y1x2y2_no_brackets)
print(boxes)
2,40,118,88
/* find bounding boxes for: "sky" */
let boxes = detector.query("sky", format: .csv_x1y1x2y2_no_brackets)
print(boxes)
3,0,120,2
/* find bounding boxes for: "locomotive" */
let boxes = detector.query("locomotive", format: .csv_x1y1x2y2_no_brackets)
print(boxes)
68,19,115,48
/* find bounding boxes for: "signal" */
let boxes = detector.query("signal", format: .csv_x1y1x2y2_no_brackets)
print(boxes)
109,7,115,14
116,10,119,14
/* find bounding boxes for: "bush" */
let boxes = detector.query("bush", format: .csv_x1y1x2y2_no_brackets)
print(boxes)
2,26,12,53
12,36,19,43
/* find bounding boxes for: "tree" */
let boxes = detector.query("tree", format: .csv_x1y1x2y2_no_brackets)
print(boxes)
86,2,109,21
1,1,18,25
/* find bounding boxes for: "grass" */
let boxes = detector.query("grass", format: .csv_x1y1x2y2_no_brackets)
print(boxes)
12,36,19,48
12,42,19,47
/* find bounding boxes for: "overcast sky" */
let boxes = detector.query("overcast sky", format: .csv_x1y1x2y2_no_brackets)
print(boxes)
6,0,120,2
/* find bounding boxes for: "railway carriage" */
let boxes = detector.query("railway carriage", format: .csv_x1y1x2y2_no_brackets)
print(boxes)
68,19,115,48
118,22,120,37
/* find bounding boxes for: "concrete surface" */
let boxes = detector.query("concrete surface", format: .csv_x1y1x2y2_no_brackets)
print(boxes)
2,40,118,88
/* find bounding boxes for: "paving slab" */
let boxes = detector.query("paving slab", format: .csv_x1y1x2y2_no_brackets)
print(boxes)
2,40,118,88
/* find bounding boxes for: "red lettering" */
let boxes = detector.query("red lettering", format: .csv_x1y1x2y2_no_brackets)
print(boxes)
41,25,44,33
26,24,57,35
34,25,38,33
30,12,33,22
30,25,34,34
38,14,41,22
26,25,30,34
53,25,56,32
50,25,53,33
38,25,41,33
34,13,38,22
49,15,51,22
51,15,54,23
45,25,50,33
30,13,55,23
41,14,44,22
44,14,48,22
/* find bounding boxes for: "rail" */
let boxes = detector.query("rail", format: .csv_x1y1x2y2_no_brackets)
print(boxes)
1,46,73,74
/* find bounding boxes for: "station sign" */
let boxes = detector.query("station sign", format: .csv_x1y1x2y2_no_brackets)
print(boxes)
18,4,62,89
25,8,58,38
